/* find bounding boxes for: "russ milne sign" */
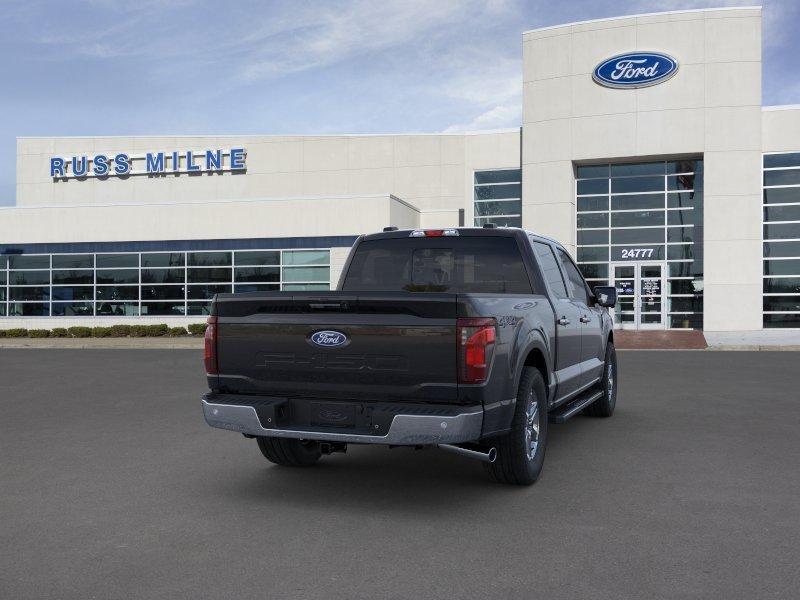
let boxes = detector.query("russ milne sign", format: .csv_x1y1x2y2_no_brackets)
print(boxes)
50,148,246,179
593,52,678,89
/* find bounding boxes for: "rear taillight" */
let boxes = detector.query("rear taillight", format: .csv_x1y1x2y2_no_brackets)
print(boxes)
204,316,218,375
457,317,496,384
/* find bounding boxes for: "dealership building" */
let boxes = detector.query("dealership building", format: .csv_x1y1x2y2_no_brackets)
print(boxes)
2,6,799,332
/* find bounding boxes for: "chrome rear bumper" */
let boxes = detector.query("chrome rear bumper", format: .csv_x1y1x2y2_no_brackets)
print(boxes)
202,398,483,445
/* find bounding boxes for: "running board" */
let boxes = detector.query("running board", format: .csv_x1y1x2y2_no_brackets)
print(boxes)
549,390,603,424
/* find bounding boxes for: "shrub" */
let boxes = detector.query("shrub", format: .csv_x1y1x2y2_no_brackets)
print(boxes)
130,325,148,338
109,324,132,337
50,328,69,338
28,329,51,338
167,326,188,337
145,324,169,337
0,329,5,338
91,327,113,338
4,328,28,337
68,326,92,338
188,323,207,336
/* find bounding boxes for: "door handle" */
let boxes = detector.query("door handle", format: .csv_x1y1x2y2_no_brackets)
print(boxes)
558,317,571,326
580,315,591,323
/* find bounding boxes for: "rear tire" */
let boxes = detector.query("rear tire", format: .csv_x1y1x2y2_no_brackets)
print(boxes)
256,437,322,467
584,341,617,418
487,366,548,486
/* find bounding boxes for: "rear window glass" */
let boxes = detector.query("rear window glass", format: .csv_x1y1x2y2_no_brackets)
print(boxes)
342,236,532,294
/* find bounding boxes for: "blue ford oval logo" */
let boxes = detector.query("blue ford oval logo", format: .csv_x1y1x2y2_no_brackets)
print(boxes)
310,330,348,348
593,52,678,89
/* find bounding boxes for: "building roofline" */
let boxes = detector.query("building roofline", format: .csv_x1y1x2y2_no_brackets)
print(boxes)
16,128,520,141
0,193,419,212
522,5,761,36
763,104,800,112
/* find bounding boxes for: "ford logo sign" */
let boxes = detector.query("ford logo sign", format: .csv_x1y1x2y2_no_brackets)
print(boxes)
309,330,349,348
593,52,678,89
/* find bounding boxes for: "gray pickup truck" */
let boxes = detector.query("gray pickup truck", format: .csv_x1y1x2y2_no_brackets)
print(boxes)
202,226,618,485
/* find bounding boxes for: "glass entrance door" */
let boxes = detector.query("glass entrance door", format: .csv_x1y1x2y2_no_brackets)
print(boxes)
610,262,667,330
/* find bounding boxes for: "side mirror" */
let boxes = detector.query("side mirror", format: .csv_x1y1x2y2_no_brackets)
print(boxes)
593,285,617,308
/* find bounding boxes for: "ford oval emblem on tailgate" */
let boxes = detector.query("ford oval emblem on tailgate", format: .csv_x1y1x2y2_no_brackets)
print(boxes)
309,330,349,348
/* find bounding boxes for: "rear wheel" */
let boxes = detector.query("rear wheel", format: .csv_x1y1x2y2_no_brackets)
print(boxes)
256,437,322,467
584,341,617,418
487,366,548,485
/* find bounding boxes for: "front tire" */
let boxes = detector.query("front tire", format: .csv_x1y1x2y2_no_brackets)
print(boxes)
487,366,548,485
584,341,617,418
256,437,322,467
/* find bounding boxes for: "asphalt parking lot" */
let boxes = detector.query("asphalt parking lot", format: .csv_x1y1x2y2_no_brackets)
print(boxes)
1,349,798,599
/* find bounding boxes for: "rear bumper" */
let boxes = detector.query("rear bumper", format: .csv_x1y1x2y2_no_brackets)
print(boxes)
202,393,483,445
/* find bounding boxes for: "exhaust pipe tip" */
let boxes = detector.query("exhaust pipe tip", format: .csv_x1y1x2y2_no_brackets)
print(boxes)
437,443,497,464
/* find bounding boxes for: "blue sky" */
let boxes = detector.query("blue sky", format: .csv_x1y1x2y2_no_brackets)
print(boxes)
1,0,798,206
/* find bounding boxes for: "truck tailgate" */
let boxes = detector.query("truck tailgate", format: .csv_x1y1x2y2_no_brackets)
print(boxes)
214,292,458,402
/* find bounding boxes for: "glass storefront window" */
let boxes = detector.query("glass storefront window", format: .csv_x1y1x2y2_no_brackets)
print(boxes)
234,251,279,266
187,268,230,283
577,213,608,228
282,266,330,283
52,286,94,301
141,269,185,284
96,254,137,268
141,285,186,301
763,153,800,328
187,251,231,266
8,303,48,316
52,302,94,316
764,259,800,275
234,267,280,282
52,254,93,269
610,176,664,194
282,250,330,266
96,303,138,316
577,159,704,330
0,248,331,317
10,287,50,301
9,255,49,269
283,284,330,291
474,169,521,227
96,269,138,284
188,285,232,299
140,302,185,316
96,286,139,301
577,230,608,245
234,284,280,293
9,271,50,285
141,253,185,267
52,270,93,285
611,211,665,228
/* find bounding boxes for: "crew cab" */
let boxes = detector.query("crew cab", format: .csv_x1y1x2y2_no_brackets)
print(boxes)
202,227,618,485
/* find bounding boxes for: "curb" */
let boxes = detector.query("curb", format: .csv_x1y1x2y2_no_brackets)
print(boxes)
0,338,204,349
618,345,800,351
708,344,800,351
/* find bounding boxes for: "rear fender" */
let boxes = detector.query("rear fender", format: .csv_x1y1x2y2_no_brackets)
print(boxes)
481,329,553,437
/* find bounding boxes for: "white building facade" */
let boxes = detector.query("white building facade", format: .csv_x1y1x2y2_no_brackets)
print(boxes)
2,6,799,332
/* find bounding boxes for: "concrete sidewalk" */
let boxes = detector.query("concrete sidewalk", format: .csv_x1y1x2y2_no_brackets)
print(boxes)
705,329,800,351
0,337,203,349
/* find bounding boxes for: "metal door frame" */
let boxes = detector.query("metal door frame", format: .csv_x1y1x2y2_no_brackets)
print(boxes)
610,261,667,330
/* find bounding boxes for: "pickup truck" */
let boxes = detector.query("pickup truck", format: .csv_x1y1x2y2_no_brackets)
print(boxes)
202,226,618,485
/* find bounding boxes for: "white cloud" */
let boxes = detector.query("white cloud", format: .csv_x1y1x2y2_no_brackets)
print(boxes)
443,103,521,132
236,0,480,81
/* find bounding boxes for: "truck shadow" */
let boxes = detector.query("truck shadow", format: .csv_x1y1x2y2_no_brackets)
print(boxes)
205,415,609,514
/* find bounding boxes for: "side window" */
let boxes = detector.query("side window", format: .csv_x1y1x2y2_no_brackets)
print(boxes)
531,240,568,299
557,248,590,305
